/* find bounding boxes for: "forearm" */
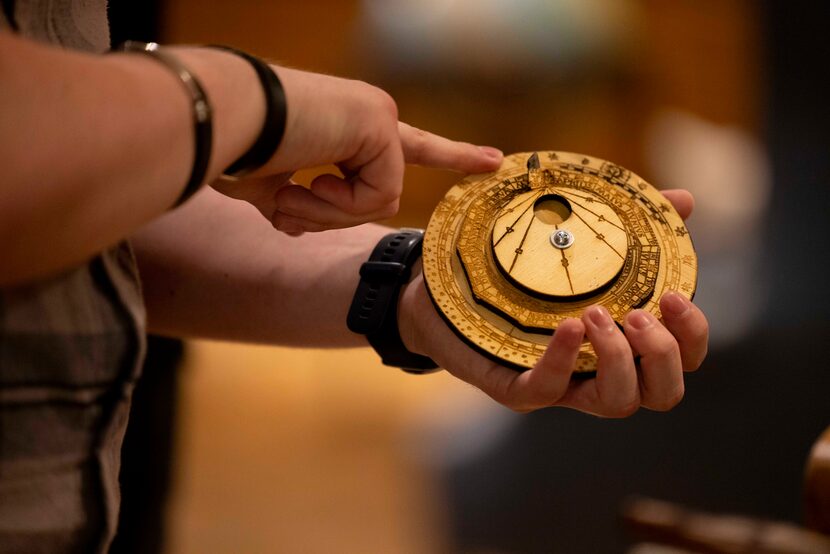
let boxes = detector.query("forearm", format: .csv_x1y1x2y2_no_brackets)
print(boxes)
0,32,263,285
132,187,388,347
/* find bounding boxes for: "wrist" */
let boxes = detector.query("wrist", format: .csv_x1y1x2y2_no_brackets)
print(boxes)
169,46,266,180
346,230,439,372
397,267,429,358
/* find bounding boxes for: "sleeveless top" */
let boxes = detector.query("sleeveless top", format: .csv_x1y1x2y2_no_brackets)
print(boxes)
0,2,148,552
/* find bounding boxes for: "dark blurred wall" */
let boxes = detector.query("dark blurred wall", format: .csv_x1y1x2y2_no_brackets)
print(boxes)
762,0,830,325
108,0,161,45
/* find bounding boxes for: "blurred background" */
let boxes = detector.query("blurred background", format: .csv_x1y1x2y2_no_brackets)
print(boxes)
108,0,830,552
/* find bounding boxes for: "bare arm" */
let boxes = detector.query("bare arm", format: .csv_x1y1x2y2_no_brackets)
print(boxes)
0,33,264,284
0,31,502,286
132,186,388,347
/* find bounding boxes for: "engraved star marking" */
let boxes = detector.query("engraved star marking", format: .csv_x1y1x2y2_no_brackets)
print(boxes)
674,226,688,237
660,203,671,213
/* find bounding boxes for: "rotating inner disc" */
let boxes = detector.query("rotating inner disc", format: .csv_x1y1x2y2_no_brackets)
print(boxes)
491,189,627,298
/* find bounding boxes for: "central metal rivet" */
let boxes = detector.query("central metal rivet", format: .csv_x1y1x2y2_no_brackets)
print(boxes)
550,229,574,249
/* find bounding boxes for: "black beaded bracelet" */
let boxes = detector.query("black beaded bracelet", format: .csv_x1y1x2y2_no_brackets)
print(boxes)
116,41,213,207
210,45,287,179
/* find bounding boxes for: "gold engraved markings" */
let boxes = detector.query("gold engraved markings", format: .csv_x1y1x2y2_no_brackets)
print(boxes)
423,151,697,372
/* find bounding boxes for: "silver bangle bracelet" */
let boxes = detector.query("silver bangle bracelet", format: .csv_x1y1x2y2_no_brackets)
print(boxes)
115,41,213,207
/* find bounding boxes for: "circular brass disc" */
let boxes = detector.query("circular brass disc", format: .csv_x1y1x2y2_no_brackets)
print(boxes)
491,188,627,297
422,151,698,372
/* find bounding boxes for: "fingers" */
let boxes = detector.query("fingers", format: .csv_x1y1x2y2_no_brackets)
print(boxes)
270,124,503,233
660,292,709,372
272,182,399,232
254,68,504,232
558,299,705,416
424,299,703,418
301,123,503,227
623,310,684,411
301,140,405,219
474,304,692,417
485,318,583,412
210,173,295,219
581,306,640,417
399,276,581,413
660,189,695,220
398,122,503,173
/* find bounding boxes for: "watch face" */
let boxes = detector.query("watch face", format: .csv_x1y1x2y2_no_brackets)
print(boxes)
422,151,697,372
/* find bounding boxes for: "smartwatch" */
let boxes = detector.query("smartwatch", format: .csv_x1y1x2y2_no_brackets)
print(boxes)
347,230,439,374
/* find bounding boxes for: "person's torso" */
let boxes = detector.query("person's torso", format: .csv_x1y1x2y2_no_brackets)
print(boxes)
1,3,147,552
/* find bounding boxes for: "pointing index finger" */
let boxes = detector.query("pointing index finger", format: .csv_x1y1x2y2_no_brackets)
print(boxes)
399,122,503,174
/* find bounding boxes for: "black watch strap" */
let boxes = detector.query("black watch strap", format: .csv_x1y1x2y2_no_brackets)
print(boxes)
347,230,439,374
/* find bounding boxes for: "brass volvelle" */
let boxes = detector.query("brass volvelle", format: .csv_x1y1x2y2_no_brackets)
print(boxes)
422,151,698,372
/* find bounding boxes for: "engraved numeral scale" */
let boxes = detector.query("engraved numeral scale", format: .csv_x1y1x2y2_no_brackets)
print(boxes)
422,152,698,372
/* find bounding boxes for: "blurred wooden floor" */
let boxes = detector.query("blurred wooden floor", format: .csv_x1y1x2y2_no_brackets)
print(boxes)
164,342,484,554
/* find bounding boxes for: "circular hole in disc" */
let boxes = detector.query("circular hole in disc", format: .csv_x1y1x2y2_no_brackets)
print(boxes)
533,194,572,225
